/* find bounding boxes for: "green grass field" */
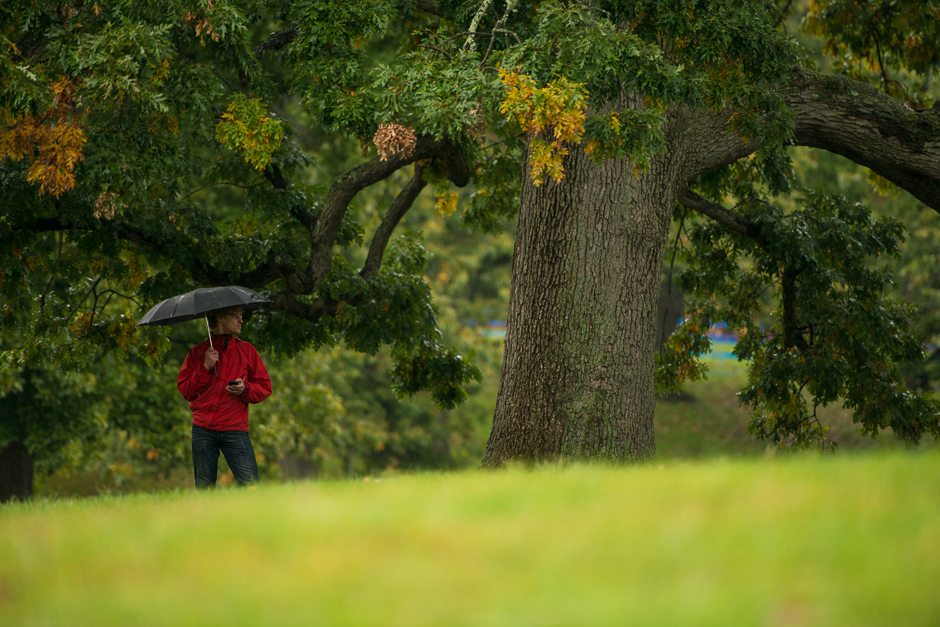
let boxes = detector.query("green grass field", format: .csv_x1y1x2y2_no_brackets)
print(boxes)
3,452,939,626
654,357,936,459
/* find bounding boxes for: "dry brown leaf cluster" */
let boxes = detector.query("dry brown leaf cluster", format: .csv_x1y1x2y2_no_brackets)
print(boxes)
94,191,120,220
183,0,220,42
373,123,416,161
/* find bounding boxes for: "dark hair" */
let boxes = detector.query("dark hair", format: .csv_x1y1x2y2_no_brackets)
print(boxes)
207,305,243,330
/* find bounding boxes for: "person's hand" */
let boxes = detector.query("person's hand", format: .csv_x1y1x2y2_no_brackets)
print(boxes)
226,378,246,396
203,347,219,370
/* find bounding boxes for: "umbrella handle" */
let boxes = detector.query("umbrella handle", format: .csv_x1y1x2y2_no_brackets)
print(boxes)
205,315,218,379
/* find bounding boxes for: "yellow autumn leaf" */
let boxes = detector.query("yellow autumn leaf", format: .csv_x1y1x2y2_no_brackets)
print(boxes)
435,192,459,217
498,69,587,186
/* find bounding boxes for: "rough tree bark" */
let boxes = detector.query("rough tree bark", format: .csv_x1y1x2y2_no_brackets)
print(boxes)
482,132,682,465
483,69,940,467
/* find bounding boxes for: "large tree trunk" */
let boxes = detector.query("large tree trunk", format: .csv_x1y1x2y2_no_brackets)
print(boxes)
482,67,940,467
482,142,680,466
0,442,34,503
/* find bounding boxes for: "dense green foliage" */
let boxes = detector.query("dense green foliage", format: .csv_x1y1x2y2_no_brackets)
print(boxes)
651,3,940,450
803,0,940,104
0,0,503,478
0,0,485,406
663,191,936,448
790,148,940,395
17,190,513,489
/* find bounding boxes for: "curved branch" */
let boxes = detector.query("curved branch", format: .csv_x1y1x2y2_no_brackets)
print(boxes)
418,43,452,61
785,67,940,214
682,67,940,216
360,164,428,280
307,135,469,291
678,188,768,250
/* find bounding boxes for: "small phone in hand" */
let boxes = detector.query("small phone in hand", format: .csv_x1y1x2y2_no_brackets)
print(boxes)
228,380,238,386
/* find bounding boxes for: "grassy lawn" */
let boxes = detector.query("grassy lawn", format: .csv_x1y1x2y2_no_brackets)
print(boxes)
655,357,936,459
655,357,765,459
3,452,940,626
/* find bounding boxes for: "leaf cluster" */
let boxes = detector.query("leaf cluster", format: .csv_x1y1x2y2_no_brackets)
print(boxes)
215,94,284,170
660,190,939,448
803,0,940,105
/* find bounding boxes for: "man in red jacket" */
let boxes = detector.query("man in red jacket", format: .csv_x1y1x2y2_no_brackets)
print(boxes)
177,305,272,488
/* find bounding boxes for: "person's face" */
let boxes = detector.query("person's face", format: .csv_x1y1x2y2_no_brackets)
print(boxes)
216,309,243,335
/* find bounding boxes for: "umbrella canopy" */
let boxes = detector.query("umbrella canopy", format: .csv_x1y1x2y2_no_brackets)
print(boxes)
136,286,271,327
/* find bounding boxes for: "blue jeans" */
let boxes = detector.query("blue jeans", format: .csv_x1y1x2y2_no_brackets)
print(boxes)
191,424,259,488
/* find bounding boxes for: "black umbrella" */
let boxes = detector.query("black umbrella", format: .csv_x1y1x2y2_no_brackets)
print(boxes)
137,286,271,375
137,286,270,327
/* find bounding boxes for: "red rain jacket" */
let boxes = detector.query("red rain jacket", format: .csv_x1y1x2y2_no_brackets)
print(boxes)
177,334,272,432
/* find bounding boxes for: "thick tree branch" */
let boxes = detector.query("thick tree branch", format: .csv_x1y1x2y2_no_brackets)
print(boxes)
307,135,469,292
268,290,339,322
682,67,940,216
678,188,768,250
678,188,808,353
785,67,940,214
255,26,298,60
360,164,428,280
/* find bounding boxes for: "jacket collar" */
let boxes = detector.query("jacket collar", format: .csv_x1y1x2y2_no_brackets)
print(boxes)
210,333,236,349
